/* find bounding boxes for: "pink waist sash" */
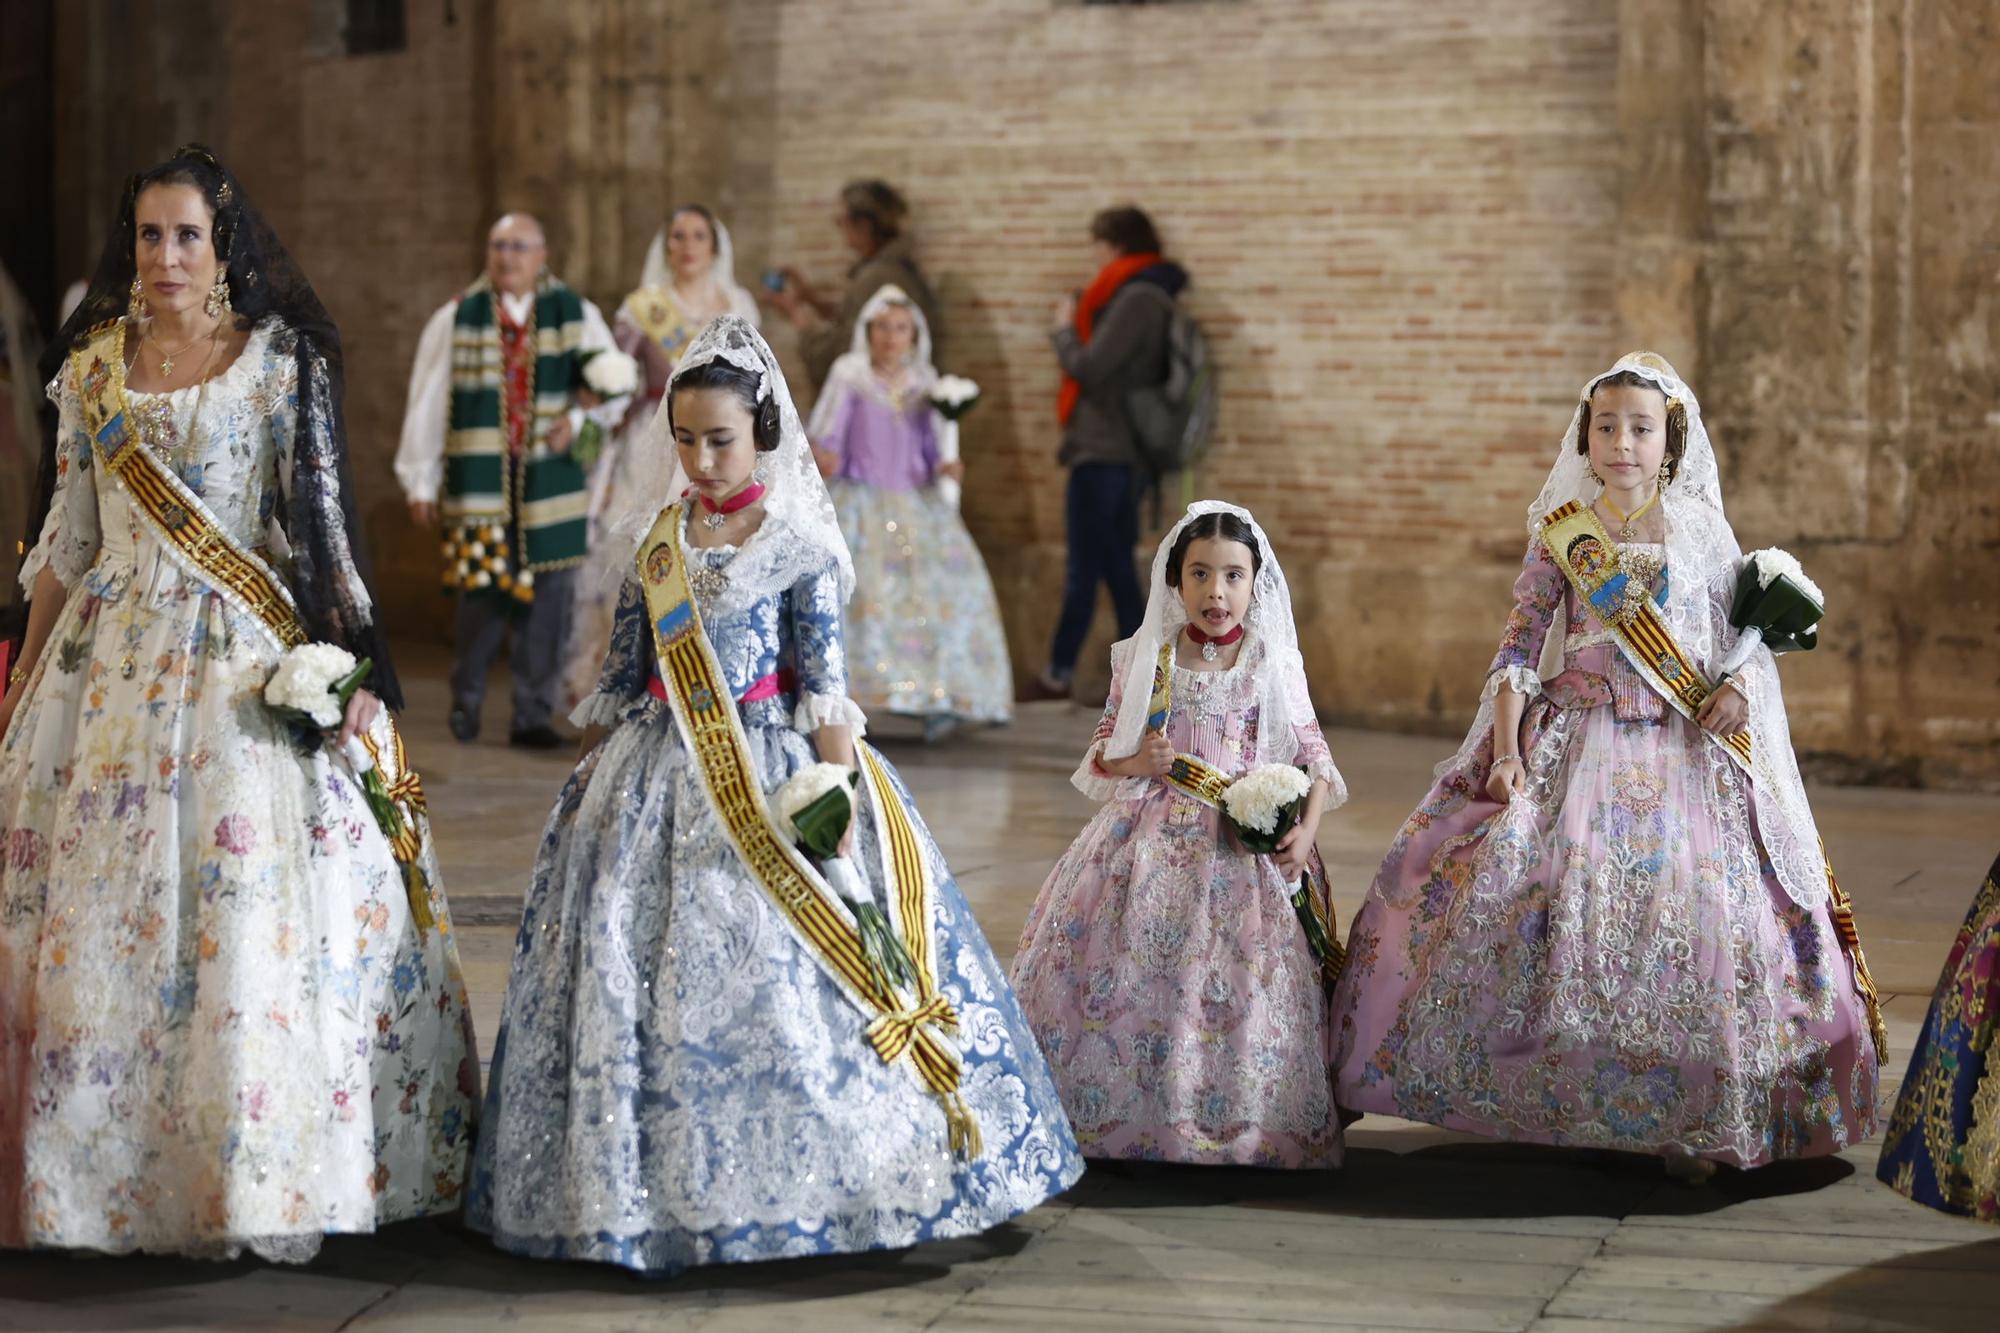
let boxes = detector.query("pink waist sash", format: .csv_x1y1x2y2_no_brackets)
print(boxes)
646,665,797,705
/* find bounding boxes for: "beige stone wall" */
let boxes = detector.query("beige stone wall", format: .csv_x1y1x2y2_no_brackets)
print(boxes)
36,0,2000,785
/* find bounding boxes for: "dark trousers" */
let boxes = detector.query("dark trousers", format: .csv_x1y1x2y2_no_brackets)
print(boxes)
449,565,577,732
1048,462,1147,678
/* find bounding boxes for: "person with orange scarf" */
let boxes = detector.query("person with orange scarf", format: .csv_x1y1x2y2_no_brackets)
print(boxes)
1019,206,1189,703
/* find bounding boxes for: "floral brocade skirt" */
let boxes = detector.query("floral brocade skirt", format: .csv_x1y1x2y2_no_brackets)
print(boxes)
1330,695,1879,1167
1877,855,2000,1221
0,544,477,1261
466,699,1082,1275
830,480,1012,729
1011,785,1341,1168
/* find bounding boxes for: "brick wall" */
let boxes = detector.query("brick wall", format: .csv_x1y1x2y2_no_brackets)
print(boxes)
676,0,1627,732
26,0,2000,785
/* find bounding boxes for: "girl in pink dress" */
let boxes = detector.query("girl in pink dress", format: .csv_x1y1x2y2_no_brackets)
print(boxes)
1010,502,1346,1167
1330,352,1886,1181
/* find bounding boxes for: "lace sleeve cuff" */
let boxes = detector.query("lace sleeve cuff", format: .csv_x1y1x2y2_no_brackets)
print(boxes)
1070,742,1125,803
568,691,629,730
795,690,868,737
1481,666,1543,703
19,511,94,593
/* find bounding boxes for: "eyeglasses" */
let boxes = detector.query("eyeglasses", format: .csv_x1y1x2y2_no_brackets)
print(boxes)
488,239,543,255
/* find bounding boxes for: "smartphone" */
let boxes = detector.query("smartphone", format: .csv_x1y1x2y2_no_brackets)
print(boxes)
761,269,787,292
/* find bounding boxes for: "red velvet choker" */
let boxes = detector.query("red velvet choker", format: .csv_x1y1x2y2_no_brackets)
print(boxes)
1185,622,1244,661
684,482,766,530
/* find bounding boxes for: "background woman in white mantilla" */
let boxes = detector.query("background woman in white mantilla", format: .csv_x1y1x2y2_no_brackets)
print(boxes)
559,204,760,712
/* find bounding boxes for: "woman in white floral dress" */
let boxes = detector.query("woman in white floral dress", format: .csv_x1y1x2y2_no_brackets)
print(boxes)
0,147,476,1262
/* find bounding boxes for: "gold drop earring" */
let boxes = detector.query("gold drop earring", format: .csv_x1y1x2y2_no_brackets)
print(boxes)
204,267,231,319
1658,461,1672,486
128,275,148,323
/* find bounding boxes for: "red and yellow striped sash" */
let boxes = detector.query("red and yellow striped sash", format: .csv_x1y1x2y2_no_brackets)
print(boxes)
639,502,980,1156
71,319,437,927
1540,500,1752,771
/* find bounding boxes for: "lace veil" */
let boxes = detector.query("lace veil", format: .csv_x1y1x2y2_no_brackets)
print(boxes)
31,144,403,708
1078,500,1346,808
598,314,853,614
1446,351,1829,909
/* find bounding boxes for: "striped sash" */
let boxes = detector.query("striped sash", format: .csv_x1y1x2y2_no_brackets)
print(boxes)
1540,500,1753,772
637,502,981,1156
70,320,439,930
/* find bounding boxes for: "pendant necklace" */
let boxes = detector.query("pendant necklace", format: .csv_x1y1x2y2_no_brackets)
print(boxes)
1184,622,1244,663
147,325,214,377
1601,487,1661,541
698,481,767,531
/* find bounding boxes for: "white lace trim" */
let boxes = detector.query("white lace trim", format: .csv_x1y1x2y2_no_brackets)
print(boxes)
1305,754,1350,809
1482,665,1544,703
795,691,868,737
568,691,628,730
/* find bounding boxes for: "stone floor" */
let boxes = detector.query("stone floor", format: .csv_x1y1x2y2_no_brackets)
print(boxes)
5,652,1998,1331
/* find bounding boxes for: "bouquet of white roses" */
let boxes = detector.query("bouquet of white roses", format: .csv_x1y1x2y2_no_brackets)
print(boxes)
927,374,980,422
1220,763,1342,988
264,643,435,935
1715,547,1824,681
772,763,917,999
572,348,641,469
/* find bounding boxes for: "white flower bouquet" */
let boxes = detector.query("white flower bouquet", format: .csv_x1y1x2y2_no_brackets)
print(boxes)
573,348,641,470
581,348,640,398
265,642,372,731
771,763,916,999
927,374,981,422
264,643,435,935
1715,547,1824,681
1220,763,1342,988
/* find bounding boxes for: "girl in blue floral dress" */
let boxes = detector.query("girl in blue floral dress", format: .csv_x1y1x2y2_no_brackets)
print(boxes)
466,316,1081,1275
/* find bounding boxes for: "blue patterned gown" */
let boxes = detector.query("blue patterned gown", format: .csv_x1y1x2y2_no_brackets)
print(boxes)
466,520,1082,1273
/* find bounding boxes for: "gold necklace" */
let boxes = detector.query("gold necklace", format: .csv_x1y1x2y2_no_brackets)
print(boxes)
143,321,220,376
1601,486,1661,540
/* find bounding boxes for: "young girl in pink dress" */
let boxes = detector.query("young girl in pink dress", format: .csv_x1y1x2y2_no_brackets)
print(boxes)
1330,352,1885,1181
1010,502,1346,1167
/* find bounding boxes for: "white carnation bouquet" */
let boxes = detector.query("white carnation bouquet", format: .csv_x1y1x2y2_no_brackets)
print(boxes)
572,348,642,470
582,347,640,398
263,643,435,934
927,374,981,421
1715,547,1825,681
1220,763,1342,988
771,762,916,999
265,642,373,730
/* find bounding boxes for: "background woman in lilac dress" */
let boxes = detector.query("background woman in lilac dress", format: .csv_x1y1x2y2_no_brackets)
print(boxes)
1330,352,1885,1182
1010,502,1346,1168
808,285,1010,738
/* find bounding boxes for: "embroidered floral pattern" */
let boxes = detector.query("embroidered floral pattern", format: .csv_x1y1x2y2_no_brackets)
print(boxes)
1331,537,1879,1167
1011,655,1342,1167
469,544,1081,1275
2,321,477,1260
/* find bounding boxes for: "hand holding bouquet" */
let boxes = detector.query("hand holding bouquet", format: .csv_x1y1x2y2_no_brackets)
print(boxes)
927,374,980,421
1715,547,1824,681
265,644,435,936
572,348,642,469
773,763,918,1000
1221,763,1343,988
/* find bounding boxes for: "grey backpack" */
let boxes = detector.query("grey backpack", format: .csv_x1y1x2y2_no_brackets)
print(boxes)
1123,285,1219,486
